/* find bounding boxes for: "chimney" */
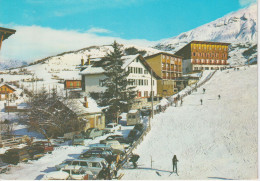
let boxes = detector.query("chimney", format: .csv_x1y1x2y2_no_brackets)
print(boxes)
84,96,88,108
88,55,91,65
81,57,84,66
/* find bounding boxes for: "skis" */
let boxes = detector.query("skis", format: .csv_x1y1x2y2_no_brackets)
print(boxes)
169,172,178,176
156,171,161,176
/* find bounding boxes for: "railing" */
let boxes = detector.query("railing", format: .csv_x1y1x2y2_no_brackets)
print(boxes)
0,136,25,148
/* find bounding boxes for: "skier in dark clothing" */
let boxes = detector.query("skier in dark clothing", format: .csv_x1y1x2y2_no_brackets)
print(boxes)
203,88,206,94
97,167,107,180
200,99,203,105
218,95,221,99
129,154,140,168
172,155,178,174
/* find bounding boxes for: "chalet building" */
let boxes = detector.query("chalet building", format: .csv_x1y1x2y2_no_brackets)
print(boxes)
144,52,183,97
0,84,16,101
63,97,105,131
79,54,160,99
174,41,230,74
0,27,16,51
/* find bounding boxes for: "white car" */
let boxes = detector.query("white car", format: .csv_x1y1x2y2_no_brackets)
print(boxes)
104,123,121,133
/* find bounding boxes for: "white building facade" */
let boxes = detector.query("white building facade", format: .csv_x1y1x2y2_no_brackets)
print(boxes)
80,54,159,98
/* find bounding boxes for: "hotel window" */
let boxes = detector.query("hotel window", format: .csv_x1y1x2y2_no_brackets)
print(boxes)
193,52,196,56
144,70,148,74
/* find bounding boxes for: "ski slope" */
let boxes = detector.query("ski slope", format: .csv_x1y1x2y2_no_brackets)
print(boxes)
120,65,258,180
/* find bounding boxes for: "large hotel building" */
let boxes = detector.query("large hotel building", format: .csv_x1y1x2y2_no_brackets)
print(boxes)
174,41,230,74
145,52,183,97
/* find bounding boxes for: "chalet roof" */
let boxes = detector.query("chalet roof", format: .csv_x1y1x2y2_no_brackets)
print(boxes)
0,83,16,91
79,54,161,79
189,40,231,46
144,52,183,60
175,40,231,56
0,27,16,41
61,97,102,115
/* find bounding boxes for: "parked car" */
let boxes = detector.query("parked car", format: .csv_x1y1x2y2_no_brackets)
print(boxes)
24,146,45,160
3,148,30,165
72,134,85,146
0,158,10,173
83,128,104,139
100,135,132,146
103,123,121,133
43,170,70,180
127,129,142,142
60,158,108,176
55,159,73,170
133,123,145,132
102,140,126,151
79,149,113,159
30,141,54,153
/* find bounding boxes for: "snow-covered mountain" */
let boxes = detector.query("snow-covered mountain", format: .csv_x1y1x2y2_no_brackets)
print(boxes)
155,4,257,65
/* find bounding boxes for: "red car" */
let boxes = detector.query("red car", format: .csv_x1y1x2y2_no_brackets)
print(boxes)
31,141,54,154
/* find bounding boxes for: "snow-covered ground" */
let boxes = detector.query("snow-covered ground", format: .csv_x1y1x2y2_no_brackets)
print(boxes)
119,65,258,180
0,125,134,180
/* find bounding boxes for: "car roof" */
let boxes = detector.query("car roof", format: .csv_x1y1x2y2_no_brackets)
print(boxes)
72,157,106,162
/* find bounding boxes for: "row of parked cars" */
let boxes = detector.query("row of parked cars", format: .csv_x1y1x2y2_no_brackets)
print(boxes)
72,123,122,146
44,123,145,180
0,141,54,173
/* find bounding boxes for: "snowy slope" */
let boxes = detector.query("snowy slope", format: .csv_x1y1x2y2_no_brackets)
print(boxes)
155,4,257,65
120,65,258,180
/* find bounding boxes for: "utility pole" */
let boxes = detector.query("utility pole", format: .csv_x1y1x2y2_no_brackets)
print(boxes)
151,69,154,120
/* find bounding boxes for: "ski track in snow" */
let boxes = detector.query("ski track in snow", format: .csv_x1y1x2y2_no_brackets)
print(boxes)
119,65,257,180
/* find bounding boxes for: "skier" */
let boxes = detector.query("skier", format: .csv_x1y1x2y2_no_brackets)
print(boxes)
203,88,206,94
129,154,140,169
200,99,203,105
172,155,178,175
218,95,221,100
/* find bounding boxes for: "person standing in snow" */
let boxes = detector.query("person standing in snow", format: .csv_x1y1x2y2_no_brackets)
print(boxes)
203,88,206,94
180,99,183,106
172,155,178,174
129,154,140,169
200,99,203,105
218,95,221,100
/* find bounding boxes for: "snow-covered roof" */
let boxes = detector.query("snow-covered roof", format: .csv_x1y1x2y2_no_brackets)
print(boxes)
121,54,140,69
0,83,16,91
62,97,102,115
79,65,105,75
128,109,138,114
79,54,161,79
